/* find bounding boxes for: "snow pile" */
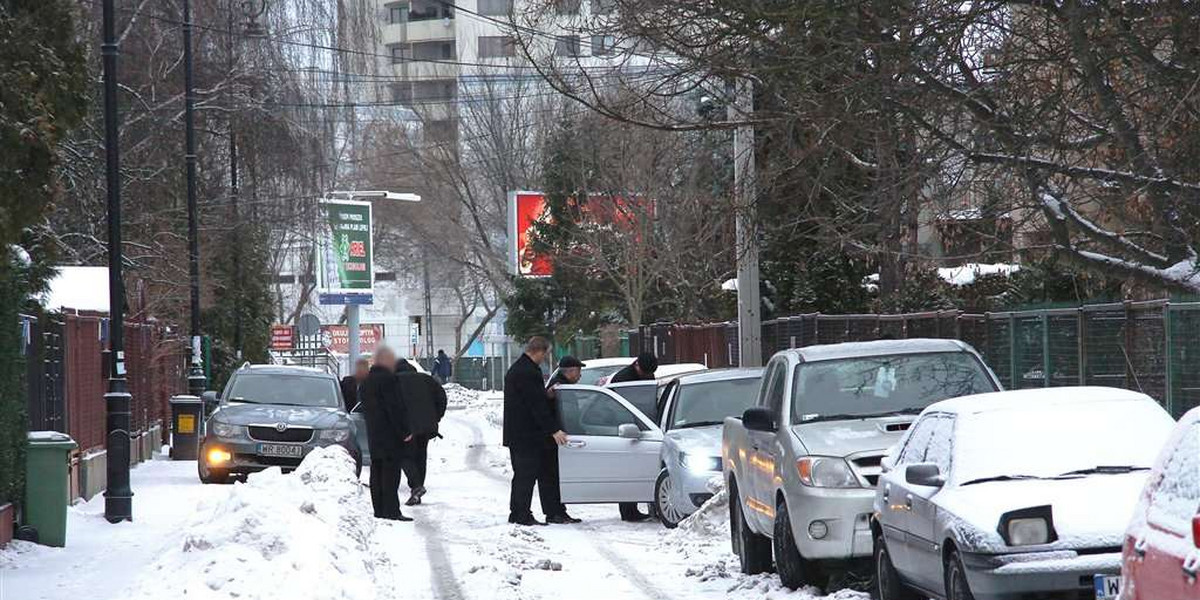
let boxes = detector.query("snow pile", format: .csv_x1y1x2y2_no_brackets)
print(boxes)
937,262,1020,286
445,383,488,409
0,540,54,569
126,446,382,600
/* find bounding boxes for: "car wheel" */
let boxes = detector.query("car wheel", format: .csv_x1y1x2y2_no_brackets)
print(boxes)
655,469,687,529
731,485,773,575
197,460,229,485
945,551,976,600
774,500,821,589
873,532,919,600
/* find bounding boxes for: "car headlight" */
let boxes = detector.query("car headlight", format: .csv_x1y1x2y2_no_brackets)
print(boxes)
680,452,722,473
318,428,351,443
210,422,243,438
796,456,860,488
999,505,1057,546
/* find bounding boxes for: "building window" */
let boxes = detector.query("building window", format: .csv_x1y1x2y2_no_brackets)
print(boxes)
411,40,455,61
478,0,512,16
555,35,582,57
591,34,616,56
409,0,452,21
592,0,616,14
555,0,581,14
386,3,406,24
388,83,413,104
413,79,457,101
478,35,516,58
375,272,397,282
389,44,410,64
426,120,458,144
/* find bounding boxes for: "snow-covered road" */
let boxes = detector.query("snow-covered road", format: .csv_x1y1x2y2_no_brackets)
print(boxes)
2,395,867,600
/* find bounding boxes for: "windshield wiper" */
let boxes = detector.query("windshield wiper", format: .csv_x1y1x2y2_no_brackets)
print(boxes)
961,474,1041,486
799,408,922,423
1056,466,1149,478
675,420,724,429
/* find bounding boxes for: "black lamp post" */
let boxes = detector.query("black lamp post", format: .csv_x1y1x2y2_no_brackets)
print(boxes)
101,0,133,523
183,0,207,397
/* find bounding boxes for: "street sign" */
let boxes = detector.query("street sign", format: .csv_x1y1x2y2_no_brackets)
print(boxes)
297,313,321,337
269,325,294,350
317,199,373,304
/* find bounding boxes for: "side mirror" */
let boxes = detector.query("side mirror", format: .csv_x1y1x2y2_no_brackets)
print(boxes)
1192,514,1200,548
905,463,945,488
201,391,219,414
742,407,776,433
617,423,642,439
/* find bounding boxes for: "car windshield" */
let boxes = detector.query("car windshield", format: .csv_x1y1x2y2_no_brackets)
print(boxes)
670,377,762,430
953,399,1173,485
579,365,626,386
791,352,995,423
226,374,340,408
610,384,659,421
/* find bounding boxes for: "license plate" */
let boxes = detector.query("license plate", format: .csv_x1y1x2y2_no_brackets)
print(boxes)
1094,574,1121,599
258,443,305,459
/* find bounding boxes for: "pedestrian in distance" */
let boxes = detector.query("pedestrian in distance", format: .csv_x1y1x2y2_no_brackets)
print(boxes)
503,336,568,526
340,357,369,411
542,356,585,524
361,346,413,522
433,349,453,384
396,369,447,506
607,351,658,522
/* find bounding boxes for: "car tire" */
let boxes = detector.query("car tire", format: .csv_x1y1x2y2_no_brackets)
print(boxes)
873,532,919,600
198,461,229,485
655,469,686,529
730,483,773,575
945,551,976,600
774,500,821,589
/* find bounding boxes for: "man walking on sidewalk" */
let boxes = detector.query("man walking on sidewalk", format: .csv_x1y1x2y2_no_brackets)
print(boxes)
361,346,413,522
433,349,453,384
503,336,568,526
397,369,447,506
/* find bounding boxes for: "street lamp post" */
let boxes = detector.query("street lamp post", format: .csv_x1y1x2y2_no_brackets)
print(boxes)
101,0,133,523
183,0,206,396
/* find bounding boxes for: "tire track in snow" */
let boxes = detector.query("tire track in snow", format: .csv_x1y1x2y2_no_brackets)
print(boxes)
414,516,466,600
446,414,676,600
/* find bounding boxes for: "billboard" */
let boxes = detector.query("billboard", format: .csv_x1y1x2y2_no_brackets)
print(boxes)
269,325,294,350
508,191,553,277
317,199,373,304
320,324,386,356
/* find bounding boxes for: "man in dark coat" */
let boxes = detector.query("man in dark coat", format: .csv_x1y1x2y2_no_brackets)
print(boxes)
609,352,658,384
395,357,418,373
361,347,412,522
397,370,447,506
503,336,568,526
340,358,369,411
432,350,453,384
541,356,584,524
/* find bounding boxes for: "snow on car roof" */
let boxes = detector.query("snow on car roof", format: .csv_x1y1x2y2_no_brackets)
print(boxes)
926,386,1155,416
784,338,971,362
579,357,634,368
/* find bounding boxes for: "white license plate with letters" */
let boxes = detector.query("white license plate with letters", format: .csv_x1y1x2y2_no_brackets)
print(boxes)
258,443,305,459
1093,574,1120,599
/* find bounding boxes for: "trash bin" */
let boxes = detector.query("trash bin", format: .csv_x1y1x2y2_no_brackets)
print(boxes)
25,431,77,547
169,395,203,460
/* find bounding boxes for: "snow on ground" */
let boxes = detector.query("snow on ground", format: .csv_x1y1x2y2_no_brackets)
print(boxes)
4,385,866,600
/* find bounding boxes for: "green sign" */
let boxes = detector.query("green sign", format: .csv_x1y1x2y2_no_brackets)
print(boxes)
317,200,373,297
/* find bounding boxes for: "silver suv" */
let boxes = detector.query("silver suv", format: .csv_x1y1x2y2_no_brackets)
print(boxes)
722,339,1001,589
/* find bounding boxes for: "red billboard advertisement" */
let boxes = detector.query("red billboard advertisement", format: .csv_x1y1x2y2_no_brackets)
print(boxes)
508,191,553,277
270,325,294,350
320,324,386,355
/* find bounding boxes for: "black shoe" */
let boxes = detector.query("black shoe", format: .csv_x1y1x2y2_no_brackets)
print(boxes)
546,513,582,524
405,494,421,506
392,514,414,522
509,515,547,526
413,486,427,499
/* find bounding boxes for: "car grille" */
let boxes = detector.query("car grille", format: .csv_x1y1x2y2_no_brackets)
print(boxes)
850,454,884,487
248,425,313,443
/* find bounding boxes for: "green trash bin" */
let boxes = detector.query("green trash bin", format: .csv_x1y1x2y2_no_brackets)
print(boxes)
25,431,77,547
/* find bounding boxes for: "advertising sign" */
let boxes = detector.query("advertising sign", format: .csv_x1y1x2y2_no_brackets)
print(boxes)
317,199,373,304
319,324,386,355
507,191,552,277
269,325,295,350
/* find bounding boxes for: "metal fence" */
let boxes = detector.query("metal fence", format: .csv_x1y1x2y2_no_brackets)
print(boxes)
629,300,1200,418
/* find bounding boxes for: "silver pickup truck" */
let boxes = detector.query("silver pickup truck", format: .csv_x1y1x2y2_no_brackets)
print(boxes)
722,339,1001,589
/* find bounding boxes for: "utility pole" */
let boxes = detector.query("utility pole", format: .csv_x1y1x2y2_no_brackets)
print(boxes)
731,78,762,367
422,253,434,367
101,0,133,523
227,3,242,361
184,0,207,395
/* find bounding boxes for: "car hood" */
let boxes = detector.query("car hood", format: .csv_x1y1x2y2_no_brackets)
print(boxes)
211,403,348,428
665,425,723,456
937,473,1149,552
790,417,914,457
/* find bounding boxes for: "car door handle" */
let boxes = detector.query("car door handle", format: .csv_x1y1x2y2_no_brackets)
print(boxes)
1134,538,1148,559
565,440,586,449
1183,555,1199,581
905,494,914,512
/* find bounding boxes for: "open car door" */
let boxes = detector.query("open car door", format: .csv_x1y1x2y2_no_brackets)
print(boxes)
348,402,371,467
555,384,663,504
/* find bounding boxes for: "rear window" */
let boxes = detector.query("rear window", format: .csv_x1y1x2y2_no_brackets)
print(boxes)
791,352,996,423
226,374,340,408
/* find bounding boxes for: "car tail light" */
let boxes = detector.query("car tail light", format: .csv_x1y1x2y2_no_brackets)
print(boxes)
1191,514,1200,548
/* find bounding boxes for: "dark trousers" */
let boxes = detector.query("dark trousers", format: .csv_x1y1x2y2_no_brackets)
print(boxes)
508,444,565,520
402,436,430,490
369,457,403,519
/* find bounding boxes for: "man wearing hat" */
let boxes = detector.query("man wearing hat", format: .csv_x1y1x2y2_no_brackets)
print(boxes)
541,356,585,524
